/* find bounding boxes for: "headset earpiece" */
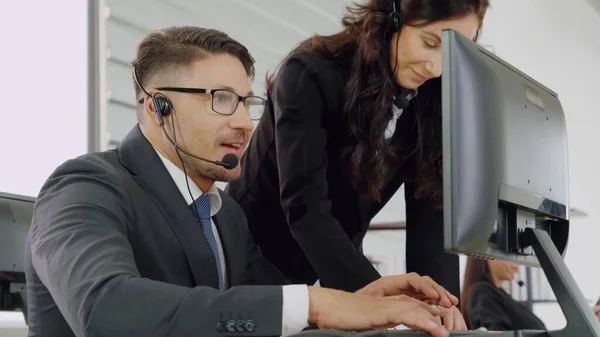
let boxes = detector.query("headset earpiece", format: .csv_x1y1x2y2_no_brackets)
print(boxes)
387,0,402,33
151,93,172,126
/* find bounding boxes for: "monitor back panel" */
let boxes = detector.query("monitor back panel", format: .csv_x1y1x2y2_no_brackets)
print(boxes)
441,30,569,264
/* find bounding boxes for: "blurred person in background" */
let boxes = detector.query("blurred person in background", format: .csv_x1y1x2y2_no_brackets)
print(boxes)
461,257,546,331
227,0,489,302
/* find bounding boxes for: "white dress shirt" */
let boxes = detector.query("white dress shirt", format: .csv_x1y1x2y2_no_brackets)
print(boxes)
154,149,309,336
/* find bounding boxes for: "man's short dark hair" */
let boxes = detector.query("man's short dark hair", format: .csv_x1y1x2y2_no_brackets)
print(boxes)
131,26,255,120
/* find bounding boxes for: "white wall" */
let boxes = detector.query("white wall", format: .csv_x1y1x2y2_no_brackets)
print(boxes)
0,1,90,333
0,1,89,198
363,230,407,275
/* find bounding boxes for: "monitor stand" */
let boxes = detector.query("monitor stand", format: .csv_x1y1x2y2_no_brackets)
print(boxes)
520,227,600,337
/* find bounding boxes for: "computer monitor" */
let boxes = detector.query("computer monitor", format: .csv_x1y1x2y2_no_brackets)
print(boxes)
441,30,569,265
0,191,34,323
442,29,599,337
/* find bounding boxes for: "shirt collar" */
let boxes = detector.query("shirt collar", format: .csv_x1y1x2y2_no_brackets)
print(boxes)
154,148,222,217
407,88,418,100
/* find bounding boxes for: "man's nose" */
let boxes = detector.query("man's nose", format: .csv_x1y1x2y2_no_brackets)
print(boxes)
229,103,255,132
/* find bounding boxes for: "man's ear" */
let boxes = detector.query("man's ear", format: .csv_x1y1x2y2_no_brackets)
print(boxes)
142,92,162,126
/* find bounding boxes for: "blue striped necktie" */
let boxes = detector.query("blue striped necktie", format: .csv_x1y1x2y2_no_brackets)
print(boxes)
190,194,224,290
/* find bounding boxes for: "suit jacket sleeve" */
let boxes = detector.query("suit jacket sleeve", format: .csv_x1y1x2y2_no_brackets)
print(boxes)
29,159,283,337
271,55,380,292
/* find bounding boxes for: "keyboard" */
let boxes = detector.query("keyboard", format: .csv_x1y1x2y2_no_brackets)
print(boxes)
290,329,548,337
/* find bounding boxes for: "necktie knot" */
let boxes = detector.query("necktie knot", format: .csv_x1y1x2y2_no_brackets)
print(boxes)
192,194,211,220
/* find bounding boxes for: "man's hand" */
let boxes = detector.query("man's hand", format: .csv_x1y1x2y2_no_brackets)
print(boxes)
435,306,467,331
356,272,458,308
307,286,449,337
593,305,600,322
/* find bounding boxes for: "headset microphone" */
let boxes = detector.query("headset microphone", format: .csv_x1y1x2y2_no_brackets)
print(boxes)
517,280,525,287
219,153,239,169
394,93,410,110
161,127,239,170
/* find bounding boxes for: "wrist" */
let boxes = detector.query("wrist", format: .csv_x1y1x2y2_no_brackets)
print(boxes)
307,286,330,324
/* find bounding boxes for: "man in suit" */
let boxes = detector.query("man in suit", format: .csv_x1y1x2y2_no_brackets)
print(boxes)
25,26,457,337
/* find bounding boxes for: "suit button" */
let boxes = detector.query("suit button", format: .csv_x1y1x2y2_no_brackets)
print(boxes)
235,320,246,332
216,320,227,333
244,319,256,332
226,320,237,333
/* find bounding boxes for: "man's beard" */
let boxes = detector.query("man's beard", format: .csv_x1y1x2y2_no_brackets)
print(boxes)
185,157,230,183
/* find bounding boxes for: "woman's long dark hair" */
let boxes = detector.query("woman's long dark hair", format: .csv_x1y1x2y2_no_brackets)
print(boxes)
461,257,494,319
269,0,489,200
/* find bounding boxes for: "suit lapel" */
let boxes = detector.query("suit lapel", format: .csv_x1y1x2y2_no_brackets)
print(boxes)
118,125,219,288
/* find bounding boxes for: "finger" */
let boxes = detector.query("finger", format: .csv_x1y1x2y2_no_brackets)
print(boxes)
399,308,449,337
423,275,458,306
409,274,442,303
435,314,442,326
443,308,454,331
386,295,441,316
446,288,459,306
422,276,454,308
452,308,466,331
458,311,468,331
398,273,441,305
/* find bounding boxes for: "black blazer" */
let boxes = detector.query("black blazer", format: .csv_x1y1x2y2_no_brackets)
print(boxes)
466,282,546,330
226,51,460,296
25,125,288,337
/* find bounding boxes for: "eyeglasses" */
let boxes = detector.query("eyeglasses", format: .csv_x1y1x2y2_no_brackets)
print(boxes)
155,87,266,121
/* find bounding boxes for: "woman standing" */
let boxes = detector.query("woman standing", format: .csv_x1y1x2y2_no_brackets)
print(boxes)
226,0,489,297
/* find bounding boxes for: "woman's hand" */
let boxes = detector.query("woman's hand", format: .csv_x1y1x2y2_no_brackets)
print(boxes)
593,305,600,322
356,272,459,308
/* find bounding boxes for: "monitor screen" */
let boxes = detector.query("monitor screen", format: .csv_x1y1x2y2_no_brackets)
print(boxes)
441,29,569,267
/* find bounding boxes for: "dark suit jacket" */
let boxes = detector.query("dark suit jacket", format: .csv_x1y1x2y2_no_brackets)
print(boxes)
25,125,288,337
226,51,460,296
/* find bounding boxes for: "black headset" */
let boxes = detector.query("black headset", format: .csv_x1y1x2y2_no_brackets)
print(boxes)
387,0,403,33
150,93,172,126
387,0,412,110
133,68,172,126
